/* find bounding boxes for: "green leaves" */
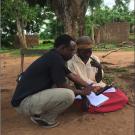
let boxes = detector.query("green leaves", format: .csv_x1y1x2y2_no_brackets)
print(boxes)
2,0,42,28
1,0,45,47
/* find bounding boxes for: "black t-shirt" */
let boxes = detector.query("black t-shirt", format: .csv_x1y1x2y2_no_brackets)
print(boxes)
11,49,71,107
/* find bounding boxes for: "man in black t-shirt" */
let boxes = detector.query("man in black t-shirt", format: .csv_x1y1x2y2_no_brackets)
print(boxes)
11,34,93,128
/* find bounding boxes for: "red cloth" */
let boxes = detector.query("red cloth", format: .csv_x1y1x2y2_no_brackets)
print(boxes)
74,89,128,113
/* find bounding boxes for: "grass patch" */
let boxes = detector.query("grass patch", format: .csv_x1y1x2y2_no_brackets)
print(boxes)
103,73,122,88
104,67,128,73
0,42,134,56
103,74,114,85
121,46,134,51
32,43,53,50
112,67,128,73
39,39,54,44
93,43,134,51
0,49,20,55
129,33,135,40
103,66,130,89
0,43,53,56
93,43,117,51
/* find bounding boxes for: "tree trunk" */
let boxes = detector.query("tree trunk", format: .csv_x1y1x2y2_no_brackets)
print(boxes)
77,17,85,36
77,0,88,36
71,21,78,38
91,9,95,44
16,17,27,48
91,23,95,44
63,8,73,36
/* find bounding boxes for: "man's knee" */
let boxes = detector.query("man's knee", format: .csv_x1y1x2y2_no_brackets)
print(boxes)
62,89,75,105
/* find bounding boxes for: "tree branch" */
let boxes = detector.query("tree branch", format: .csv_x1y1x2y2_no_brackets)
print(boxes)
101,46,133,58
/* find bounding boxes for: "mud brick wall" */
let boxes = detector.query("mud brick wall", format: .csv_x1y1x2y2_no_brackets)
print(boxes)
25,35,39,47
14,35,39,48
95,22,130,44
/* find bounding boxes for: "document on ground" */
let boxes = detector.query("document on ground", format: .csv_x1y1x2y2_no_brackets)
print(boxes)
75,92,109,107
103,87,116,93
87,92,109,107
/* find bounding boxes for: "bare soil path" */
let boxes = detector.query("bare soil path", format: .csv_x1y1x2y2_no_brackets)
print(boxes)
1,51,134,135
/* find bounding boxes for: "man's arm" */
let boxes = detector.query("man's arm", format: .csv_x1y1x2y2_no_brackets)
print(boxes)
90,57,102,83
56,82,92,96
67,72,95,94
67,73,88,87
56,72,94,95
50,55,93,95
95,67,102,83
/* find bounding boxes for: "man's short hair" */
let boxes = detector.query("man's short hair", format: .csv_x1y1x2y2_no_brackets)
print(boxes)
54,34,74,48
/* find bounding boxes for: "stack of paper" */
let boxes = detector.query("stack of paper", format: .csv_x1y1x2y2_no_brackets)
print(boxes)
87,92,109,107
103,87,116,93
75,92,109,107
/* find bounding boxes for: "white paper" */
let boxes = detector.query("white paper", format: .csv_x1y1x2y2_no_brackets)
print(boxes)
75,92,109,107
103,87,116,93
75,95,82,100
87,92,109,107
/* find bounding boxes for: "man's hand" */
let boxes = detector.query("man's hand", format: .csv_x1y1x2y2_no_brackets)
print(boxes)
93,86,102,92
80,84,94,95
81,88,92,96
81,86,102,96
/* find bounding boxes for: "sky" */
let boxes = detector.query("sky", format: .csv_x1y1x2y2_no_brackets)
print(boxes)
104,0,134,10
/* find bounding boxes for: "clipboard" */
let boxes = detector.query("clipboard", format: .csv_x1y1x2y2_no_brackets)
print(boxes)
95,85,113,95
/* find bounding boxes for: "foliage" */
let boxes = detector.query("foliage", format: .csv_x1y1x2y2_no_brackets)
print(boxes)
88,0,103,12
2,0,39,28
113,0,130,12
26,7,53,34
2,0,134,48
27,0,90,36
85,6,135,35
1,0,44,48
1,18,16,48
40,19,64,39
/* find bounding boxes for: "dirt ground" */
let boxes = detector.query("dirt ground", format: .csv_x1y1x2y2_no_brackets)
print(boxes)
1,51,134,135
